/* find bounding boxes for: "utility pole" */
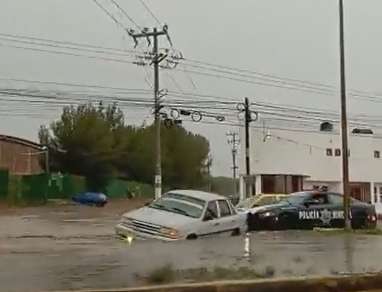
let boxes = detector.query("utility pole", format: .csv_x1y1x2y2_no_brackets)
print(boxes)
338,0,351,229
129,27,169,199
42,146,50,175
205,155,212,192
244,97,252,198
227,131,239,200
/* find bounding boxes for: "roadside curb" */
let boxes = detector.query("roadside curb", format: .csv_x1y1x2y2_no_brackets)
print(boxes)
50,273,382,292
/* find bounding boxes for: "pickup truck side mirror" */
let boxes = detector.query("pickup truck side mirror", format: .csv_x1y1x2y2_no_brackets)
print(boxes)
203,212,214,221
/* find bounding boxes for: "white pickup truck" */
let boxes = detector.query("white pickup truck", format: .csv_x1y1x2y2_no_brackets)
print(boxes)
115,190,247,241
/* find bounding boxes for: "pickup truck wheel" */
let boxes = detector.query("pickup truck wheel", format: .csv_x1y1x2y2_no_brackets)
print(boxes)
186,234,198,240
231,228,241,236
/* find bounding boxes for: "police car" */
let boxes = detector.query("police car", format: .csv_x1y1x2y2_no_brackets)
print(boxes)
247,191,377,230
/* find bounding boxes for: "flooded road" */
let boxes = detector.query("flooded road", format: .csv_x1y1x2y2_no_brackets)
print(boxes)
1,203,382,292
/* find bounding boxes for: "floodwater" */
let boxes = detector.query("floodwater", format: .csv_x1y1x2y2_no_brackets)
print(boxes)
1,203,382,292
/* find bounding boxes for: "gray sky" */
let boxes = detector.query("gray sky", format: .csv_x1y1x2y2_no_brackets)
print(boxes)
1,0,382,176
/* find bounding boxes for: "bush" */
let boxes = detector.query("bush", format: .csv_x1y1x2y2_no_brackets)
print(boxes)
146,264,175,284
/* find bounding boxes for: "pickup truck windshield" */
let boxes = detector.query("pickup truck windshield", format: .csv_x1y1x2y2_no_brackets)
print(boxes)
149,193,205,218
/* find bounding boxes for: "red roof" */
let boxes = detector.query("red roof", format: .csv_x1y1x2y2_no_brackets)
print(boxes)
0,135,42,150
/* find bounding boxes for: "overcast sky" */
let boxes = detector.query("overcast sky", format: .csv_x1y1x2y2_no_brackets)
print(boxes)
1,0,382,177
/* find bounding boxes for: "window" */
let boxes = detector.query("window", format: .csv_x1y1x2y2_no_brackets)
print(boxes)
320,122,333,132
206,201,218,219
218,200,231,217
379,187,382,195
326,148,333,156
328,193,343,205
150,196,205,218
374,151,380,159
335,149,341,157
311,193,328,204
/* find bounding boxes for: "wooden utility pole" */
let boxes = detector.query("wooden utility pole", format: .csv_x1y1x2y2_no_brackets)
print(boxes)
227,131,239,200
244,97,252,198
339,0,351,229
129,27,169,199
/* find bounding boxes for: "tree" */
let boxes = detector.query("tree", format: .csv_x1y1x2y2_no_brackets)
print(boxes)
121,123,210,189
40,102,211,191
39,102,125,191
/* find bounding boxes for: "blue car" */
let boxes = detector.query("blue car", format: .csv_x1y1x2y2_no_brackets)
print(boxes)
72,192,108,207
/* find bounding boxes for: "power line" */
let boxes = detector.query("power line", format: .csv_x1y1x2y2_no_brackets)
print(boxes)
180,57,337,91
0,77,152,93
0,42,141,66
177,68,336,96
109,0,141,30
179,62,336,94
138,0,161,26
0,35,140,59
93,0,125,29
3,32,382,103
0,32,144,55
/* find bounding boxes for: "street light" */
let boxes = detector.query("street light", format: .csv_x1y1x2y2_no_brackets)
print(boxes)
338,0,351,229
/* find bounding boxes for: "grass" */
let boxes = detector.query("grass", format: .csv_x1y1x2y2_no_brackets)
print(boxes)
146,264,175,284
313,227,382,236
144,265,271,285
262,266,276,278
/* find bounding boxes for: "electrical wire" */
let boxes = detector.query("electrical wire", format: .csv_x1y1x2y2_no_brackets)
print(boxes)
0,42,141,66
138,0,161,25
93,0,125,30
109,0,142,30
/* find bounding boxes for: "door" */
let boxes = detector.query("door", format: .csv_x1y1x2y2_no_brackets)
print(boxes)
327,193,345,228
298,193,332,228
216,200,239,233
199,201,222,236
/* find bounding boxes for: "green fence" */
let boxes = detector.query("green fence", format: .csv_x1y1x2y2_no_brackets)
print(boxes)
7,173,48,205
21,173,49,204
105,179,154,198
46,174,87,199
3,171,153,205
0,169,9,199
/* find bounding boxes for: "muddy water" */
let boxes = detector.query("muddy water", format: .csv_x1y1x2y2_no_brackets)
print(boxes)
1,204,382,292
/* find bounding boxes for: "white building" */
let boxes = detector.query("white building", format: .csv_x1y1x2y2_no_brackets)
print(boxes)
239,123,382,214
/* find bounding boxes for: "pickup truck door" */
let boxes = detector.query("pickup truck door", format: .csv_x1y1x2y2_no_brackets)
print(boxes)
198,201,223,236
216,200,240,233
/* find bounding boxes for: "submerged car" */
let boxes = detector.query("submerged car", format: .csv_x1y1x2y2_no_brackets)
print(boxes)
236,194,289,214
115,190,247,241
72,192,107,207
247,191,377,231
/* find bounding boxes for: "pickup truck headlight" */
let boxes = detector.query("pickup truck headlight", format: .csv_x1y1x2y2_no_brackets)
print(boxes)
121,217,133,226
160,227,180,239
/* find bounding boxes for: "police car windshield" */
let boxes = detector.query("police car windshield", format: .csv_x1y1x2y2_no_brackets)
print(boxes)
281,194,307,206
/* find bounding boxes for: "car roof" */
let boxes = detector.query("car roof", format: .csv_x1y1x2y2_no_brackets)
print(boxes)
293,191,342,196
258,194,288,197
167,190,226,201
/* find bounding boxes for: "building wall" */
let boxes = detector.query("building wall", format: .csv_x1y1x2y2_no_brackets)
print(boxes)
0,138,43,175
303,181,342,193
241,127,382,183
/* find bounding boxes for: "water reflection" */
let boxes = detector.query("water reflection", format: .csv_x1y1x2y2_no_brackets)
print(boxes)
344,234,354,274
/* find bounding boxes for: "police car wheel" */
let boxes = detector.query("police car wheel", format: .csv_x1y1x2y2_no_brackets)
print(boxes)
277,213,291,230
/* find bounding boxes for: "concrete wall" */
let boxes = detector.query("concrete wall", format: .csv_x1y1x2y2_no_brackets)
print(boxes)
87,274,382,292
